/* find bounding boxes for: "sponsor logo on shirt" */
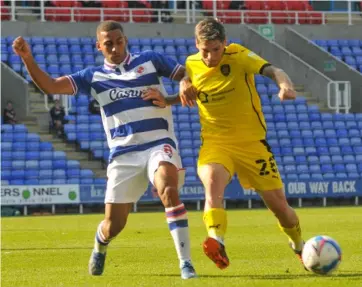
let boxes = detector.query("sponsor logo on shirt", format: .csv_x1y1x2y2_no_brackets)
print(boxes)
109,89,143,101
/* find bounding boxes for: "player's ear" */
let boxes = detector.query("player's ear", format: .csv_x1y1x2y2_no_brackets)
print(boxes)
96,41,102,52
124,36,128,47
223,38,227,46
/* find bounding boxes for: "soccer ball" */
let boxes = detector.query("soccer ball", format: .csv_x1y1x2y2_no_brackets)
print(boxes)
302,235,342,275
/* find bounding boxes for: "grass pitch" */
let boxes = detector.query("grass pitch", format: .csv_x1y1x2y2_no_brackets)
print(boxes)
2,207,362,287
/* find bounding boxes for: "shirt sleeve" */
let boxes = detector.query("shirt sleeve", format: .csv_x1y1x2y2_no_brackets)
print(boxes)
150,51,182,79
66,68,92,96
238,48,270,75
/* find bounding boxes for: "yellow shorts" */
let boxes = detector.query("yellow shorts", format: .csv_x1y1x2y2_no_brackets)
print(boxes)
197,139,283,191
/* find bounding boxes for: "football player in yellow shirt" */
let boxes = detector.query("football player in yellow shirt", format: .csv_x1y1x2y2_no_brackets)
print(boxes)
143,18,305,271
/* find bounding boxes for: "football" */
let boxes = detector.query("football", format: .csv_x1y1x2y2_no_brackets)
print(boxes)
302,235,342,275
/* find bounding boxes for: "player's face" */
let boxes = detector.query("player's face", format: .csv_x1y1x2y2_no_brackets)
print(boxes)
97,29,128,65
196,39,226,67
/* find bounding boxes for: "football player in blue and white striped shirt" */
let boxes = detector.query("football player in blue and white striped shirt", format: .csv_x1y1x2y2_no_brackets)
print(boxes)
13,20,196,280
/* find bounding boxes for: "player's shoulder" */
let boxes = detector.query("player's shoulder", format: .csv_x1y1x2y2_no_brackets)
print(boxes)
186,52,201,64
224,43,248,56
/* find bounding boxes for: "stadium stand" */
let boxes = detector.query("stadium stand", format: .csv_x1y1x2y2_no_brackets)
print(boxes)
2,35,362,184
313,39,362,73
0,123,107,185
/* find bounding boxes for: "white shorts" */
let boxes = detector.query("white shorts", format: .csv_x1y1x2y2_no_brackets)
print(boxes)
105,143,184,203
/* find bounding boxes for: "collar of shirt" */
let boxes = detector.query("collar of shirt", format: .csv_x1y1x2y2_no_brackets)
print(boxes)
103,54,131,71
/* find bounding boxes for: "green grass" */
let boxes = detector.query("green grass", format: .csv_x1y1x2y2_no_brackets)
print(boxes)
2,207,362,287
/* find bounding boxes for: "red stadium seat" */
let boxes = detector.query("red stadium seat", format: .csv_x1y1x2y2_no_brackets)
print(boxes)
217,0,231,9
245,0,263,10
202,0,213,10
101,0,128,8
51,0,75,7
103,0,129,21
271,12,288,24
45,8,72,21
216,11,241,24
75,8,101,22
309,12,323,24
245,12,268,24
103,9,130,22
132,10,152,23
264,1,286,10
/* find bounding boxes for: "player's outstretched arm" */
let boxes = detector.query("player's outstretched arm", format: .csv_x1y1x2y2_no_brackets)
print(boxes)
12,36,73,95
261,65,296,101
142,87,181,107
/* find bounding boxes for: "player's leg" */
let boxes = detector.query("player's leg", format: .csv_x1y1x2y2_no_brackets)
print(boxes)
259,189,304,262
197,145,234,269
149,145,196,279
89,154,149,276
235,140,304,265
89,203,131,275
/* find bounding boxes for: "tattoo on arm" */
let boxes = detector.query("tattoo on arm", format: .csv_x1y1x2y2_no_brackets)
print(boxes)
262,65,293,88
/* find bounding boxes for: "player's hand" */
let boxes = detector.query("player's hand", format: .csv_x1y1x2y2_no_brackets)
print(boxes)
278,85,296,101
142,87,167,108
12,36,32,59
179,78,197,107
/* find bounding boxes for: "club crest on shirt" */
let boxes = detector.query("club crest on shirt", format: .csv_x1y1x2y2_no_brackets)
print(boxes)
163,144,173,158
136,66,145,74
220,64,230,76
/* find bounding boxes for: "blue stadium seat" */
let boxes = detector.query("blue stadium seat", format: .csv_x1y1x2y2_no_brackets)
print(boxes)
11,170,25,180
336,173,348,179
330,146,341,155
45,44,57,54
39,142,53,151
320,155,331,164
53,151,66,160
67,160,80,169
351,137,362,146
26,160,39,170
67,169,80,178
12,151,26,160
311,173,323,180
27,142,40,151
94,178,107,185
12,160,25,170
26,151,40,160
14,124,27,133
1,152,11,161
327,138,338,146
1,142,12,152
25,179,39,185
53,179,66,184
13,142,26,151
341,146,354,155
334,164,346,173
67,178,80,184
27,133,40,142
299,173,310,180
321,164,334,173
25,170,39,179
325,129,336,138
81,178,94,184
80,169,94,178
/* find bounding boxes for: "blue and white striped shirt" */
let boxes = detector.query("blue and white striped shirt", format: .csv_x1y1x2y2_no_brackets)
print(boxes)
67,51,181,162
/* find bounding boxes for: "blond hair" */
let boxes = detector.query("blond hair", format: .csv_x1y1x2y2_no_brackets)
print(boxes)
195,18,226,43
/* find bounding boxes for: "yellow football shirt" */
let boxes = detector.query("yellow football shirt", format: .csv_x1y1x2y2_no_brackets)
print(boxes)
185,43,270,144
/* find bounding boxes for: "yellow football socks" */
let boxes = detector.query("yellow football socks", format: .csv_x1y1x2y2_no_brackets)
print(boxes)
203,208,227,244
279,220,303,251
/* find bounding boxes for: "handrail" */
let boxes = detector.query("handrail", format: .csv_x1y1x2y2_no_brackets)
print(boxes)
327,81,351,114
1,4,361,25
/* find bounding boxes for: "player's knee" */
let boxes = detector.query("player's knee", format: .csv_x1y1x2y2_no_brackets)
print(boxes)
159,185,179,208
